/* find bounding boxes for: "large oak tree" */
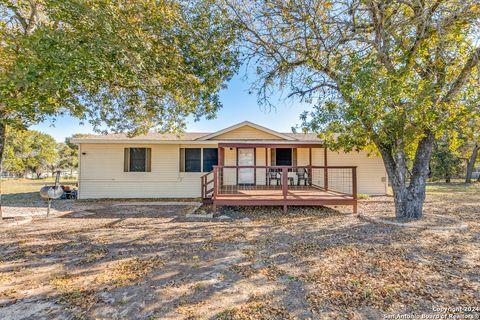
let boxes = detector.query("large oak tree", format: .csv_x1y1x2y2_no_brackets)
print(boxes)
0,0,239,163
226,0,480,219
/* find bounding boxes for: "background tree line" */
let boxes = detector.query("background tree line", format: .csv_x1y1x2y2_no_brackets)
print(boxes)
430,119,480,183
1,0,479,219
4,126,478,183
2,128,77,178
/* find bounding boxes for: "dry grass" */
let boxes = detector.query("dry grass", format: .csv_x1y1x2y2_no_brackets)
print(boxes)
1,177,77,194
95,256,162,287
0,182,478,319
0,177,77,207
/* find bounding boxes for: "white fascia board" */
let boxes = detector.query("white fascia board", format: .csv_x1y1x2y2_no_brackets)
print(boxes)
70,139,321,145
196,121,296,141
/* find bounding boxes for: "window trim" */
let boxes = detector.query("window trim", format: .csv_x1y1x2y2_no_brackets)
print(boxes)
271,148,297,166
184,148,202,173
202,148,219,173
179,147,218,173
124,147,151,172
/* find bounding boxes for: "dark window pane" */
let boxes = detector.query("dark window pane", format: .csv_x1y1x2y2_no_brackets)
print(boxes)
185,148,201,172
203,148,218,172
130,148,146,172
276,148,292,166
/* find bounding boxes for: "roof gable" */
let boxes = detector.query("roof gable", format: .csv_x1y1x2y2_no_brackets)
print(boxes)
197,121,295,141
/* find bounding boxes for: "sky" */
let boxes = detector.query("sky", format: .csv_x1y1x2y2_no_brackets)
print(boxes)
31,72,314,142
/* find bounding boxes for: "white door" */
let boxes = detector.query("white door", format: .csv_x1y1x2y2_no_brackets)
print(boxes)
238,148,255,185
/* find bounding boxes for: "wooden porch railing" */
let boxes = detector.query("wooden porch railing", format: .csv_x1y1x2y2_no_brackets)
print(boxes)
202,165,358,213
212,165,357,197
200,170,215,200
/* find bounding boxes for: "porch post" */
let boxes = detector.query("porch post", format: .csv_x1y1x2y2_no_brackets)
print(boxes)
212,166,218,213
218,146,224,188
265,147,268,185
213,167,217,200
324,147,328,191
309,147,312,185
218,146,224,166
282,167,288,213
282,167,288,199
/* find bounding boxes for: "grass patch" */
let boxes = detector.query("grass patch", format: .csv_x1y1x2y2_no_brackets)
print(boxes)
1,178,77,194
0,177,77,205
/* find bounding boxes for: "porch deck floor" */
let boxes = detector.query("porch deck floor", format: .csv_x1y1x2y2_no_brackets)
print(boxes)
215,185,353,201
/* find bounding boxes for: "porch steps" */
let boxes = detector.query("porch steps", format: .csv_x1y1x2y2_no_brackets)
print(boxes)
202,197,213,205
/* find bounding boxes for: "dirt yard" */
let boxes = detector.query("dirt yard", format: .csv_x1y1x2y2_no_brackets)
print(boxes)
0,183,479,319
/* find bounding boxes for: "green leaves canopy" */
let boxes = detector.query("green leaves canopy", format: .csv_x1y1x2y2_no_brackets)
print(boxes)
0,0,239,135
227,0,480,218
3,129,58,175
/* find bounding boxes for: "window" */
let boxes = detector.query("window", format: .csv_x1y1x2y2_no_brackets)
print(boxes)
180,148,201,172
179,147,218,172
276,148,292,166
203,148,218,172
124,148,151,172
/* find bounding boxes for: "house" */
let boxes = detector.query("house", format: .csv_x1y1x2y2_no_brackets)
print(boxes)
71,121,388,213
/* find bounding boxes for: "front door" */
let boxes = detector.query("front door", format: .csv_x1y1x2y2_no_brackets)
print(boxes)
238,148,255,185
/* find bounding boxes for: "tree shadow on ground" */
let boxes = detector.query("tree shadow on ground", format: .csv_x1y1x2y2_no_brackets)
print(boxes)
0,201,478,319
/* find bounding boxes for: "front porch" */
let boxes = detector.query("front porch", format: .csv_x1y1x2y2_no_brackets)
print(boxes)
201,143,358,213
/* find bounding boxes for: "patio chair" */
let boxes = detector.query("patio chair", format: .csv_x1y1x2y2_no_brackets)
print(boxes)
267,169,281,186
296,168,309,186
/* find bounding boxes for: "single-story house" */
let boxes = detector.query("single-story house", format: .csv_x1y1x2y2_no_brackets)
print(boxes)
71,121,388,212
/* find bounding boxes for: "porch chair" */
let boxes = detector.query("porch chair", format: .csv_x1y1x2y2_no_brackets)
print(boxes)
267,169,281,186
296,168,309,186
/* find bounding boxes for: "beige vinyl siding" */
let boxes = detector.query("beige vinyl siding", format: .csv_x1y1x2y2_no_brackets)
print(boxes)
213,125,284,140
311,148,325,166
78,143,387,199
327,150,387,195
222,147,237,185
255,148,267,185
78,143,215,199
296,148,311,166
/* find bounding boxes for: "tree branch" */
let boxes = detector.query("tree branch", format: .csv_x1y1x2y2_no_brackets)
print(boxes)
441,46,480,104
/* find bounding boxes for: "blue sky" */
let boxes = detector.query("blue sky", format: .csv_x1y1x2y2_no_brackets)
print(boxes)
31,73,313,142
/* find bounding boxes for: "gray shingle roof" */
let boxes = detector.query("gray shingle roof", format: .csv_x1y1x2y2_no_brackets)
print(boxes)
74,131,322,141
75,132,209,141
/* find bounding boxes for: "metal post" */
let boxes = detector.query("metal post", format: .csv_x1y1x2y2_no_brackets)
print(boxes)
47,199,51,217
352,167,358,214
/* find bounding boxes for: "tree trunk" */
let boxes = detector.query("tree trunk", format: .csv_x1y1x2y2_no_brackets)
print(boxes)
0,122,5,220
377,133,435,220
465,144,479,183
390,182,427,219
